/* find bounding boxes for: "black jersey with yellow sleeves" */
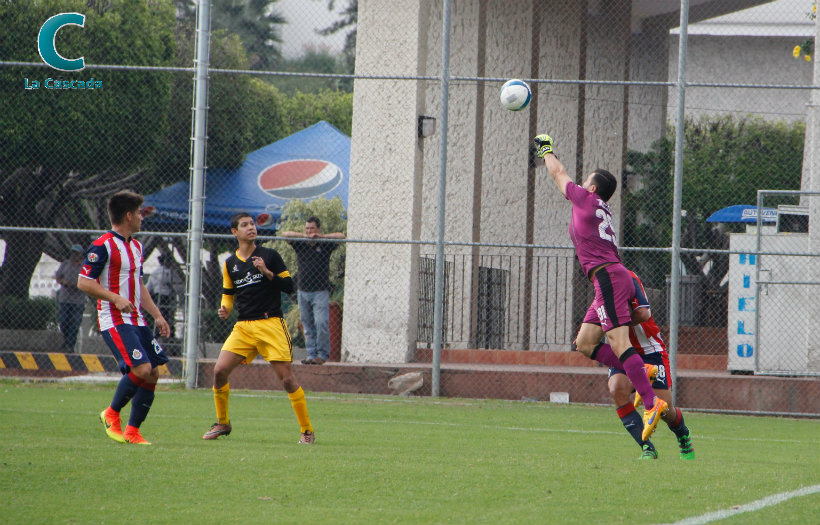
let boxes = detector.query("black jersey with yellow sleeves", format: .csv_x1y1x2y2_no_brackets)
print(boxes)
222,246,294,321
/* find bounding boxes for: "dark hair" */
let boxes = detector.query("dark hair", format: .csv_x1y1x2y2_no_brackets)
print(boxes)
590,169,617,202
108,190,144,225
306,216,321,229
230,212,252,229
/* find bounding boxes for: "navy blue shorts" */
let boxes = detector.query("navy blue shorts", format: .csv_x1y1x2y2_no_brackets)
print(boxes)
102,324,169,374
608,351,669,390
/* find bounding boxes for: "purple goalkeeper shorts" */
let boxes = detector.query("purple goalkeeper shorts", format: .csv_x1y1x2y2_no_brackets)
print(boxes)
582,263,634,332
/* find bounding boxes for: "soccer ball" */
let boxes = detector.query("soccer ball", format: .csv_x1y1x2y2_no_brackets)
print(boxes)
499,79,531,111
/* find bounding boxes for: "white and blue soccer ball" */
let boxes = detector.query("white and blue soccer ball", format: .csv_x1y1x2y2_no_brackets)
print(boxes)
499,79,531,111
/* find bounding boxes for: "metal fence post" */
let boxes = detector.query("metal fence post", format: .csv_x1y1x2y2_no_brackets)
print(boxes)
668,0,691,407
432,0,453,398
184,0,211,389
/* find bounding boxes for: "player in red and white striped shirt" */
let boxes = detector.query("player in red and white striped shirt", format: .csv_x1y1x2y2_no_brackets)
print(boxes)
606,270,694,460
78,191,170,445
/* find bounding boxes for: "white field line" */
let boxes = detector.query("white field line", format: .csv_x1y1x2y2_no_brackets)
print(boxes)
654,484,820,525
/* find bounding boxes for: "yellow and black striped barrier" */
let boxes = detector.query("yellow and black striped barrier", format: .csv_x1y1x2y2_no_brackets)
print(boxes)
0,351,182,377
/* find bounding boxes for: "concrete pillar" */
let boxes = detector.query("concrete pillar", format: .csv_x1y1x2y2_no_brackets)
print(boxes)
342,0,432,362
628,22,670,155
419,0,482,349
345,0,636,361
531,1,585,348
582,0,631,222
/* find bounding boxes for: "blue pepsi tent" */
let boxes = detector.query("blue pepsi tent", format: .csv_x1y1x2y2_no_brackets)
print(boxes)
143,121,350,231
705,204,777,224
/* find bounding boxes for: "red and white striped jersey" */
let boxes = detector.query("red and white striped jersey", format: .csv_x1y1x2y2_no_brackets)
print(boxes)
79,231,147,331
628,270,666,356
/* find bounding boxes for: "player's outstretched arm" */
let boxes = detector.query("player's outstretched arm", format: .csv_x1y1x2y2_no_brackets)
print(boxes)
534,134,571,197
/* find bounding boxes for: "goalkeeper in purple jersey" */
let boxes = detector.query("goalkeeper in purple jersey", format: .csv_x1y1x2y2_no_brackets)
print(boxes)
534,134,667,441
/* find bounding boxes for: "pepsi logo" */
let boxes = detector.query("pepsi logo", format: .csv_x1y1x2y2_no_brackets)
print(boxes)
256,213,275,227
257,159,342,199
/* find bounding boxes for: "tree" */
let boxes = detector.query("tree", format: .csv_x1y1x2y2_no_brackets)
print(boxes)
273,46,352,95
0,0,176,298
174,0,285,70
624,116,805,325
160,27,275,179
281,90,353,137
622,136,675,290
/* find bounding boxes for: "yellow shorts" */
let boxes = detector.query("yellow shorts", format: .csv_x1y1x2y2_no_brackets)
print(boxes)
221,317,293,364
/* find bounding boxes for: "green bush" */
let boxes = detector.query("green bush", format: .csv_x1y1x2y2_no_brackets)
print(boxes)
0,296,57,330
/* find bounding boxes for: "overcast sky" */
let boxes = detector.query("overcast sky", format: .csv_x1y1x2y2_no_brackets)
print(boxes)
277,0,348,59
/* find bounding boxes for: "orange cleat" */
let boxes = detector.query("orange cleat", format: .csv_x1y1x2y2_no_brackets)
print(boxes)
642,397,668,442
99,408,126,443
123,426,152,445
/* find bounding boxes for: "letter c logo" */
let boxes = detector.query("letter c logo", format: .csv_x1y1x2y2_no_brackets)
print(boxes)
38,12,85,71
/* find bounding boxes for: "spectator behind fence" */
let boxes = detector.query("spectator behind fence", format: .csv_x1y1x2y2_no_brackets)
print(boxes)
54,244,87,353
146,253,181,339
280,216,345,365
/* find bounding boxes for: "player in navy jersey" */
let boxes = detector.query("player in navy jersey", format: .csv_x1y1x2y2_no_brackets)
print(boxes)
202,212,314,444
534,134,667,441
603,271,694,460
78,191,170,445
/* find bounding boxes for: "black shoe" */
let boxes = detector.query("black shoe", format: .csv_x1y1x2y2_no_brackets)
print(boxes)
313,358,326,365
301,358,315,365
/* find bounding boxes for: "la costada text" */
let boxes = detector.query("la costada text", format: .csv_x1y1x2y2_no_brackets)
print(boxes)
24,78,103,90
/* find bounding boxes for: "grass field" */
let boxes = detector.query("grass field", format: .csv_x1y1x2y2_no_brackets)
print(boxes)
1,379,818,525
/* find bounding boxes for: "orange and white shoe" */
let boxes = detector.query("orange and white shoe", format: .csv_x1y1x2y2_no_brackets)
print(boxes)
99,408,126,443
298,430,315,444
641,397,668,442
123,425,152,445
634,364,660,409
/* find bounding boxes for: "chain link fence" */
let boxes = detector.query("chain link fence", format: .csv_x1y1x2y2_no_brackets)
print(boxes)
1,0,818,417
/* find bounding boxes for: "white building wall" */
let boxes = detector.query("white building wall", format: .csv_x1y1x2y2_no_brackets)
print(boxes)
342,0,431,362
668,34,813,124
344,0,651,362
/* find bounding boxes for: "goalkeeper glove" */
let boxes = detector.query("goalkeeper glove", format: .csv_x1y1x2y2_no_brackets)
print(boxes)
534,134,554,158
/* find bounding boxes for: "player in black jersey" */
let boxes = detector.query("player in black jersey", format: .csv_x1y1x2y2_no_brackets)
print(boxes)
202,213,314,444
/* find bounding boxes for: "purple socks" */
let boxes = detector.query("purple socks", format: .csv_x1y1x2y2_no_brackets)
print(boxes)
591,343,656,410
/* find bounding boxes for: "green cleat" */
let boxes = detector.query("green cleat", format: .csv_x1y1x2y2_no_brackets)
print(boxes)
677,432,695,460
638,443,658,460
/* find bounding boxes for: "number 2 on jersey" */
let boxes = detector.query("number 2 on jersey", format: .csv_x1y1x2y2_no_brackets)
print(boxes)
595,209,617,245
